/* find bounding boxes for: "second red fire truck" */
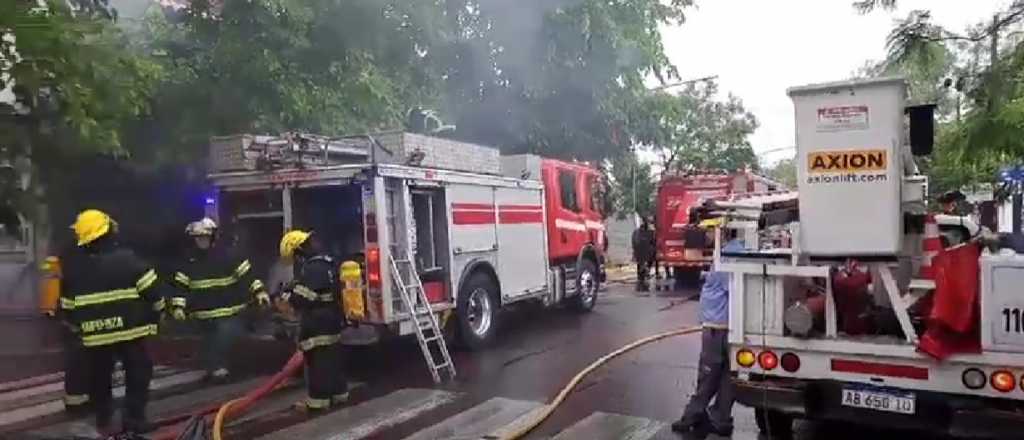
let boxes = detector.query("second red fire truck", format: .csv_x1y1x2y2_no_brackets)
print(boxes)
655,171,780,284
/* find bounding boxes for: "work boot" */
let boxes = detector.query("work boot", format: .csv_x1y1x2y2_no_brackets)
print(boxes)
293,397,331,413
671,412,708,434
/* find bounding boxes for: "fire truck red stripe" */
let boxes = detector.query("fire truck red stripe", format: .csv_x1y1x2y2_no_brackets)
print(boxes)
452,211,495,225
830,359,929,380
498,211,543,224
500,204,543,211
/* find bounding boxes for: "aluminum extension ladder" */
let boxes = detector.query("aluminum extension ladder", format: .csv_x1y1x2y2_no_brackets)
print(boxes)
388,251,456,383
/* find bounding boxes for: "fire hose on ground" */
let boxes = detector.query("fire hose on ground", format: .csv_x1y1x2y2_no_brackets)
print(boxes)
497,325,704,440
152,325,702,440
150,350,305,440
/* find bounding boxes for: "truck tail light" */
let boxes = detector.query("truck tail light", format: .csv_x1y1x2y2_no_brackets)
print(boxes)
962,368,986,390
366,246,381,289
736,349,756,368
758,351,779,371
780,353,801,372
991,370,1015,393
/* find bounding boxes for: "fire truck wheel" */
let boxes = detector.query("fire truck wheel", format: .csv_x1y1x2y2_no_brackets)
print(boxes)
754,408,793,438
570,259,599,313
456,272,499,350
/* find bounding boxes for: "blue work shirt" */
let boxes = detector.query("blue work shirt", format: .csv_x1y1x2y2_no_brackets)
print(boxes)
699,239,745,327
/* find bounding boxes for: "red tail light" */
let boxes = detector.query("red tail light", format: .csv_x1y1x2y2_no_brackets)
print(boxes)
366,246,381,288
991,370,1015,393
758,351,779,371
781,353,801,372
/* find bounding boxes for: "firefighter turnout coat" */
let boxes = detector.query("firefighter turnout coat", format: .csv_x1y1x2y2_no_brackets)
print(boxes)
170,247,267,320
60,245,164,347
284,255,344,351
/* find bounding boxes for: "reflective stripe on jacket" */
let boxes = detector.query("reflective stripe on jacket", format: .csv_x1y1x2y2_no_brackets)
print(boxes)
60,246,163,347
171,247,267,320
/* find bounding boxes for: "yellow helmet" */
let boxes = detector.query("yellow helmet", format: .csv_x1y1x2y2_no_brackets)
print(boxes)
71,209,116,246
279,230,311,258
698,217,725,229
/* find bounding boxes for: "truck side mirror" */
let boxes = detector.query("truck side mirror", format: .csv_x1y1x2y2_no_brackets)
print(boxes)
906,104,936,156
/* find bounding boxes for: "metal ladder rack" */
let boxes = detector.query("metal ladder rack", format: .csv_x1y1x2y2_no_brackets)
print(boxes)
389,251,456,383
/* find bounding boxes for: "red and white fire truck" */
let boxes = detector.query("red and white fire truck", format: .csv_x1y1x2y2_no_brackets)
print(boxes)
718,77,1024,438
204,132,605,379
655,171,779,283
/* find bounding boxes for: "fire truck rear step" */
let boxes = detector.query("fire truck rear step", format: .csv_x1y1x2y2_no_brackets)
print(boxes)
389,251,456,384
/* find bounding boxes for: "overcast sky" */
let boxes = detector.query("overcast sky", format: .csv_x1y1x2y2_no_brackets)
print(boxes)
660,0,1009,165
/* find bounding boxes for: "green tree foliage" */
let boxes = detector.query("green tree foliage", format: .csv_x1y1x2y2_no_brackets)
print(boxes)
607,152,655,219
627,81,758,175
858,1,1024,194
0,0,162,209
130,0,694,163
764,157,797,189
130,0,445,161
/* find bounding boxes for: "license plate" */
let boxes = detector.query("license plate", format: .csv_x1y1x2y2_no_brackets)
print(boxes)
841,387,916,415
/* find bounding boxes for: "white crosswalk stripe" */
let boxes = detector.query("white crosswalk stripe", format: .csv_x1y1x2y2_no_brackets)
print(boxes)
551,411,669,440
256,388,459,440
257,390,674,440
401,397,545,440
0,369,206,428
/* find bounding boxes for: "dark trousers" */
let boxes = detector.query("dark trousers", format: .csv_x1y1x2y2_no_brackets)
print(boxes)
63,328,92,416
304,342,346,408
87,338,153,429
636,259,651,289
681,328,735,430
198,315,245,374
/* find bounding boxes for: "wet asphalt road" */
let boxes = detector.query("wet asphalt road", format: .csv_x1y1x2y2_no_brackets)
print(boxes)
1,280,950,439
320,280,941,440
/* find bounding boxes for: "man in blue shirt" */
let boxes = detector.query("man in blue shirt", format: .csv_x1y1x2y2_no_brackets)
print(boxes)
672,221,744,437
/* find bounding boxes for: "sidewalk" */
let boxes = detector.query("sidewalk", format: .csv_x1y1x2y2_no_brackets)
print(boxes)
605,264,636,283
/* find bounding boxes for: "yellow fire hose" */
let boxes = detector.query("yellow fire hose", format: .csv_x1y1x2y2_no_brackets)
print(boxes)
209,326,702,440
498,325,704,440
212,398,242,440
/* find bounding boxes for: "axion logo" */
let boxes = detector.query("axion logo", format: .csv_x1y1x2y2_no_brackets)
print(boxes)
807,149,886,174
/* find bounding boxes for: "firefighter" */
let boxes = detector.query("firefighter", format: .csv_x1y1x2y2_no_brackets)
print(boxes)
169,218,270,381
60,209,163,435
279,230,348,411
631,218,655,291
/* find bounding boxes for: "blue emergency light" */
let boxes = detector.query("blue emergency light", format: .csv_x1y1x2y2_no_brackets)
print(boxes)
999,166,1024,183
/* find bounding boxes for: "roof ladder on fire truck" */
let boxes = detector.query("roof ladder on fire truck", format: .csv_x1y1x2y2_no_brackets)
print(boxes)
389,251,456,384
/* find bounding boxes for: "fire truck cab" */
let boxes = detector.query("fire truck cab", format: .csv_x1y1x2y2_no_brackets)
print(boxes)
205,132,605,351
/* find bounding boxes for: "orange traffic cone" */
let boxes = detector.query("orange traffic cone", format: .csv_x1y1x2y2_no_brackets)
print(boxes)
920,214,942,279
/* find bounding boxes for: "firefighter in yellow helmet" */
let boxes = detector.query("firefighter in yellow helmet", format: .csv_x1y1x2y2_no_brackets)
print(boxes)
168,217,270,382
60,210,164,435
279,230,348,411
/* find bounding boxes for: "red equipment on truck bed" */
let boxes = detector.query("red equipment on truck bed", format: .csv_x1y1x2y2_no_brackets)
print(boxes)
655,171,778,278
